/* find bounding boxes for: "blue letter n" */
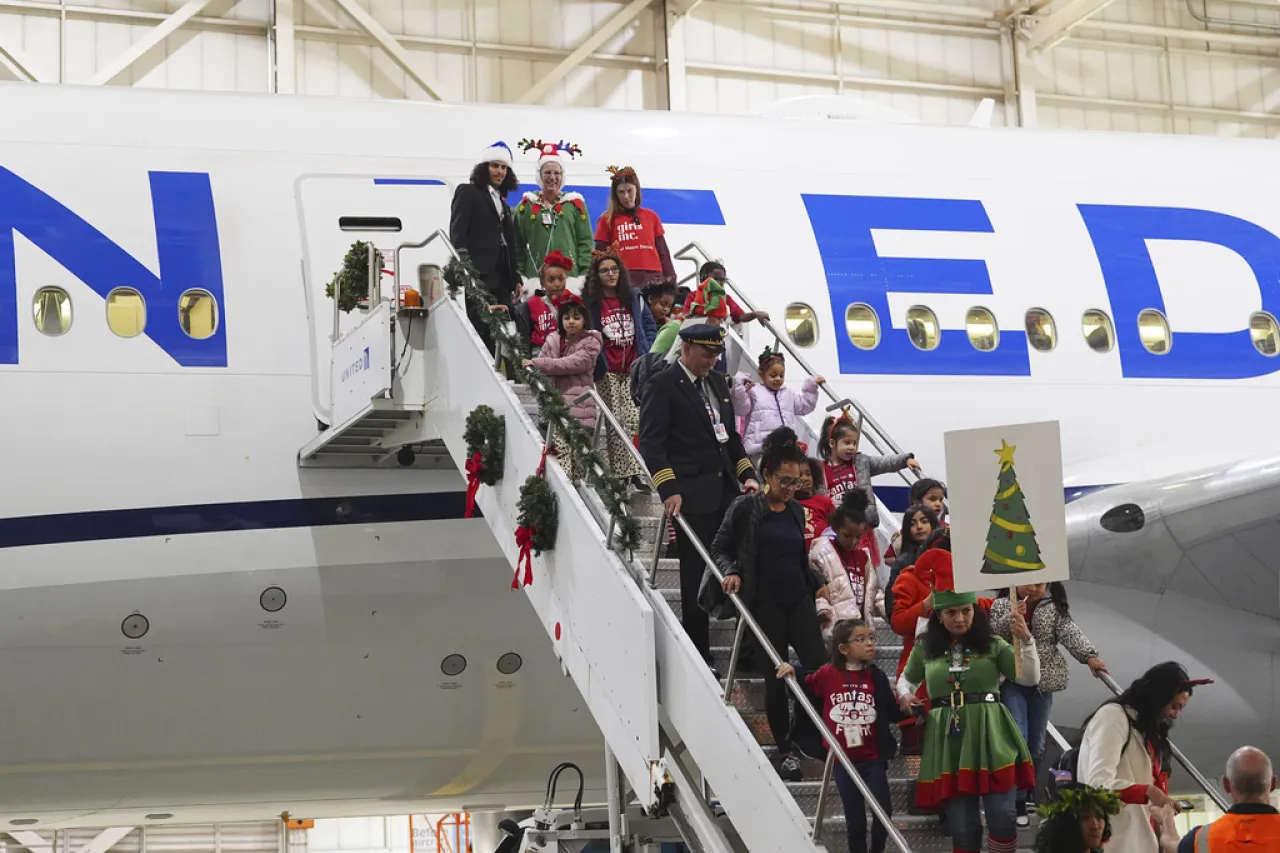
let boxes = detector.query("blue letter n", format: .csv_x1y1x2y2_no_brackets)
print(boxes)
0,168,227,367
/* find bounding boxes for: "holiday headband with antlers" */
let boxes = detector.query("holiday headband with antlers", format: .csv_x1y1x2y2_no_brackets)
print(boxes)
591,244,623,263
757,346,785,369
607,165,638,182
518,138,584,158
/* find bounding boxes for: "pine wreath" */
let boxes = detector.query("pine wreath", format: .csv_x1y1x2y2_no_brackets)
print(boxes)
445,256,642,552
464,405,505,486
326,240,382,314
517,474,558,554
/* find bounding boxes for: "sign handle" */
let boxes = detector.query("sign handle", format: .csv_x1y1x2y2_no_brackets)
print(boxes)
1010,586,1022,681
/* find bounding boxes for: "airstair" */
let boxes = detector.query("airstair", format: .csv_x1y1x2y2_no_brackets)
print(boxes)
298,222,1230,853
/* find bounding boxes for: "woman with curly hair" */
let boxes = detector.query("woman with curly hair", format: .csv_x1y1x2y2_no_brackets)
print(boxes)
1033,785,1121,853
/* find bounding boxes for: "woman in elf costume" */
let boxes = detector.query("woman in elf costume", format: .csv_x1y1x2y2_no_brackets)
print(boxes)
1032,785,1121,853
514,140,594,282
896,556,1039,853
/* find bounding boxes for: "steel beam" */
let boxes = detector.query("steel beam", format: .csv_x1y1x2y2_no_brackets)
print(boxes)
274,0,295,93
515,0,656,104
1025,0,1119,51
89,0,215,84
0,37,42,81
331,0,444,99
76,828,135,853
7,832,51,853
661,0,688,110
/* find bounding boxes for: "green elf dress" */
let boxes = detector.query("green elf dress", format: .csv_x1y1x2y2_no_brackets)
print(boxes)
897,588,1039,811
514,190,593,279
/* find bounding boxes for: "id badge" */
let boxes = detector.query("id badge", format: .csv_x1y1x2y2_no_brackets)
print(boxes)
844,725,863,749
713,423,729,444
541,211,554,225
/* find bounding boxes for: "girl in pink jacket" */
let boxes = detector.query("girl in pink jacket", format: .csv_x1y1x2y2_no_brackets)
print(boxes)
731,347,824,456
524,296,602,481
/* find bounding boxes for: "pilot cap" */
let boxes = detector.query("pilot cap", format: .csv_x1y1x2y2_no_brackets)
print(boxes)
679,323,726,351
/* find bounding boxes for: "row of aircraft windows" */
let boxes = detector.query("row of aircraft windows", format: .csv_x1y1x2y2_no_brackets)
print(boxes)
31,286,220,340
782,303,1280,357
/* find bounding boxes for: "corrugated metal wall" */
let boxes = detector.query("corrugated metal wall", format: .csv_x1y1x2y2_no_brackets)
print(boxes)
0,0,1275,133
4,823,283,853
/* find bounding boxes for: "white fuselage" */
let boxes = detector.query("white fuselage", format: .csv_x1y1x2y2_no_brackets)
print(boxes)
0,83,1274,826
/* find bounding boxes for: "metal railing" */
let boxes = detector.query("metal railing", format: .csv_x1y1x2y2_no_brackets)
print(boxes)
571,387,913,852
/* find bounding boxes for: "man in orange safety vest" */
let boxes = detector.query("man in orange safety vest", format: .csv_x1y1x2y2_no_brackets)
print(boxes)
1177,746,1279,852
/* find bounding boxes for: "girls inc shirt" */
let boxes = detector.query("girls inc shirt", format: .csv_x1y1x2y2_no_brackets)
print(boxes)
805,664,879,762
595,210,664,273
599,296,636,372
836,540,869,608
527,295,558,347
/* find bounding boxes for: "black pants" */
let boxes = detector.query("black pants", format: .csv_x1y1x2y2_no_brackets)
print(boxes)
755,594,825,754
675,508,725,663
836,759,892,853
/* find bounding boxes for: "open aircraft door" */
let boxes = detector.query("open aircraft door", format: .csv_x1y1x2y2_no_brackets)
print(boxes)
295,174,456,423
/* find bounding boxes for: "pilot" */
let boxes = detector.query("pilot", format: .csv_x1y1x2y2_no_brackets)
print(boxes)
639,323,758,666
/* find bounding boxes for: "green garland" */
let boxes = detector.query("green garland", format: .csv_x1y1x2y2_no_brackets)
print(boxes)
464,405,505,486
1037,785,1122,821
445,256,641,552
517,474,558,553
326,241,381,314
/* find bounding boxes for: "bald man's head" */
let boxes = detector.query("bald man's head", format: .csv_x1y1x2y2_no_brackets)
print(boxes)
1225,746,1275,803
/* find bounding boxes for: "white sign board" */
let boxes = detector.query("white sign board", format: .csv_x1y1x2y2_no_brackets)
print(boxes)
330,301,393,428
943,420,1069,594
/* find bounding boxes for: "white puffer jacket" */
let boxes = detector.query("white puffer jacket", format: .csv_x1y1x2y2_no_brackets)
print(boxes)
730,374,820,455
809,530,882,642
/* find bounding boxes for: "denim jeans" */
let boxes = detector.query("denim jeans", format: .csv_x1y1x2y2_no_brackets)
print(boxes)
1001,682,1054,811
944,788,1017,850
834,760,893,853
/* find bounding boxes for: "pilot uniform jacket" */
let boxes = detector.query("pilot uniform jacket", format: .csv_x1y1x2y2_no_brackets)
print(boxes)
449,182,525,298
639,361,756,516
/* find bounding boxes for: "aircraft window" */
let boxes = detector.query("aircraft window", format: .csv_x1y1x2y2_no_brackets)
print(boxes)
32,286,72,337
844,303,880,350
179,290,219,340
784,303,818,348
1249,312,1279,356
1100,503,1145,534
965,306,998,351
1081,309,1114,353
106,287,147,338
1025,308,1056,352
1137,308,1170,355
905,305,939,351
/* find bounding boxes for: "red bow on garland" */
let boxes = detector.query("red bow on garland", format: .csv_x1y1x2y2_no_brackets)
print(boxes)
513,526,535,589
464,452,483,518
511,447,551,589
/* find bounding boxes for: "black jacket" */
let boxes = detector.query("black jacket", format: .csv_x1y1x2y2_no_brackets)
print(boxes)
449,182,524,295
708,493,822,613
639,362,756,515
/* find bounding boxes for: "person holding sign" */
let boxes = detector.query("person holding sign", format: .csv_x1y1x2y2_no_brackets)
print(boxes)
896,550,1040,853
991,583,1109,827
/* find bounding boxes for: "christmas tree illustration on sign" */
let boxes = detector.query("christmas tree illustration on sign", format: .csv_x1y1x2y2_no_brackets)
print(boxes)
981,439,1046,575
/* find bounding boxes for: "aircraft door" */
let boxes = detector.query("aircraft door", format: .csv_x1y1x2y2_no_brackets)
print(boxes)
296,175,458,423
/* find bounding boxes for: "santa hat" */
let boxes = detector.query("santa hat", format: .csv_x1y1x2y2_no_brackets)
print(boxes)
685,277,729,320
915,548,976,609
542,250,574,274
480,141,513,167
520,139,582,178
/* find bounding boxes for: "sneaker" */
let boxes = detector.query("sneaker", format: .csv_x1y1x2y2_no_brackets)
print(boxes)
1015,814,1031,829
778,753,803,781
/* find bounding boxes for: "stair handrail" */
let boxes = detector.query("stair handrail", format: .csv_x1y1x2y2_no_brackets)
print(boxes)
672,240,929,498
394,229,460,293
572,387,915,853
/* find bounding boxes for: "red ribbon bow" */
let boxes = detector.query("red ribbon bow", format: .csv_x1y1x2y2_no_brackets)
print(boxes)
513,525,536,589
464,452,483,518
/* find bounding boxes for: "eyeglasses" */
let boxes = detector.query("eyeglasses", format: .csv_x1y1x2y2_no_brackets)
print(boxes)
599,266,620,277
773,476,798,488
846,635,875,644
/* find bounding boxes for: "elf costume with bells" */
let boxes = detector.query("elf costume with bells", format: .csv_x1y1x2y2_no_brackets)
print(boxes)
514,139,593,279
897,548,1038,853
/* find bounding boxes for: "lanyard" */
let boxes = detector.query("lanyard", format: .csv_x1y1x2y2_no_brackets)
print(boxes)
696,379,721,426
526,195,562,269
843,666,870,698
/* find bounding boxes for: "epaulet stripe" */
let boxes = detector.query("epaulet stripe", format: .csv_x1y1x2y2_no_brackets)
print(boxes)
736,458,752,476
652,469,676,487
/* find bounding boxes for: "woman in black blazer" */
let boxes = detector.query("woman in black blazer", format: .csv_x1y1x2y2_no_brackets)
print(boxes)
450,142,527,351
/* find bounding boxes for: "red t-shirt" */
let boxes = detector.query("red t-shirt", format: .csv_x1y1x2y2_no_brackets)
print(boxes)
599,295,636,373
595,208,665,273
804,664,880,762
835,540,870,611
824,461,859,505
798,494,835,551
528,295,556,347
